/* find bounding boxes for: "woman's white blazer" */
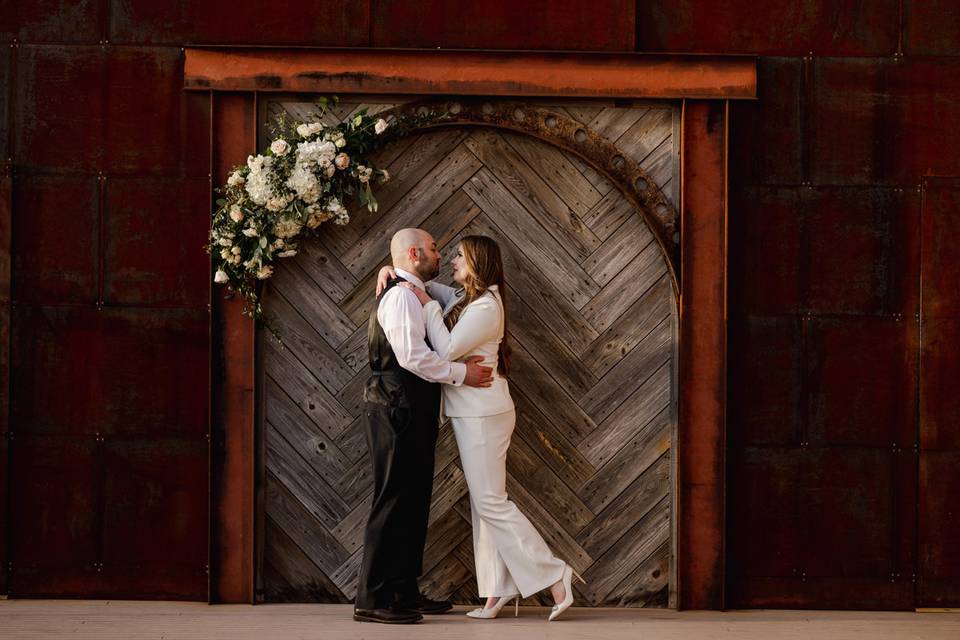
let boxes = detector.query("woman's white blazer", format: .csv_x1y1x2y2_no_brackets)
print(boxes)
422,284,514,418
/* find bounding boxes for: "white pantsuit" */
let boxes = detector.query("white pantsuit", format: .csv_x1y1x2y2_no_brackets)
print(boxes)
423,283,566,598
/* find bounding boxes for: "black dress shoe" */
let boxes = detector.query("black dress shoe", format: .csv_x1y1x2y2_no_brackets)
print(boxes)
353,607,423,624
398,595,454,615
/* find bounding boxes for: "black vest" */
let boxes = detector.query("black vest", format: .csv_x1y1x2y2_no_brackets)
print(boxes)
363,277,441,413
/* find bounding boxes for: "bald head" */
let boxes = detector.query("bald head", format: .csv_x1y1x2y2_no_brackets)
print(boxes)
390,228,441,281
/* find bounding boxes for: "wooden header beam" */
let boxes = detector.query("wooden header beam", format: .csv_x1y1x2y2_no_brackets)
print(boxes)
184,48,756,100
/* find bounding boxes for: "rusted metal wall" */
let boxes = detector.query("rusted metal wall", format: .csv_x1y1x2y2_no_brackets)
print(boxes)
2,1,959,607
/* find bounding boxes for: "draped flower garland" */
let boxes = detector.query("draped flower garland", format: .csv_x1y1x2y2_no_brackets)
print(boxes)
207,99,435,326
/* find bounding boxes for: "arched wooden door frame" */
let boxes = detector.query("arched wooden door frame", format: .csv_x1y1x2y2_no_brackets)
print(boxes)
190,48,754,610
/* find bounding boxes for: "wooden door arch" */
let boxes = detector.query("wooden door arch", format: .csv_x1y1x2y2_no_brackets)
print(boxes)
257,97,679,607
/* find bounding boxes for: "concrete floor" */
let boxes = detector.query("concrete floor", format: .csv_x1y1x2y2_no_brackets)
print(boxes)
1,600,958,640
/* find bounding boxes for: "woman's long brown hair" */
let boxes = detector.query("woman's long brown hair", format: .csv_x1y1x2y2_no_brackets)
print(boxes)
444,235,511,375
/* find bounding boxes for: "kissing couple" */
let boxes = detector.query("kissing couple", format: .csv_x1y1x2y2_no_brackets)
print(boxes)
353,228,584,624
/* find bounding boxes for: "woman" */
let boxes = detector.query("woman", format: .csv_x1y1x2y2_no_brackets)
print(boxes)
377,235,583,621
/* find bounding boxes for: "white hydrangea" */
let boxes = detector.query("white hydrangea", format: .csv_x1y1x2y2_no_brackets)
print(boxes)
286,163,321,203
227,171,244,186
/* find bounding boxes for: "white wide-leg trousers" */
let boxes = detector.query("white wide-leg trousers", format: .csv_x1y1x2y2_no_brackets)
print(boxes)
451,409,566,598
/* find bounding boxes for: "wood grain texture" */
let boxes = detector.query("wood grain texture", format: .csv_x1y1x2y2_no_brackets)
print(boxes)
259,99,679,606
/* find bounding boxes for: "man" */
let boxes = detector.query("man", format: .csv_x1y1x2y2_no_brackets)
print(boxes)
353,228,493,624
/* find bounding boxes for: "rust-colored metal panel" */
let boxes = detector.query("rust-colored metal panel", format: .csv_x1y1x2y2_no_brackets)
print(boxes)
729,187,802,315
12,306,208,437
1,47,9,158
811,58,960,186
103,176,210,307
635,1,899,55
105,47,210,175
804,448,907,579
804,187,921,316
12,45,105,171
0,435,7,593
184,48,757,100
904,0,960,56
730,57,803,186
726,448,804,577
806,318,917,448
921,319,960,451
10,0,103,42
919,450,960,606
922,179,960,320
678,100,727,610
371,0,634,50
8,434,98,596
109,1,369,46
101,437,208,599
728,576,914,610
12,174,99,304
210,91,256,604
728,317,801,446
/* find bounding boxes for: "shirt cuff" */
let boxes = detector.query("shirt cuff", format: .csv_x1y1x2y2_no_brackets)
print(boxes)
450,362,467,386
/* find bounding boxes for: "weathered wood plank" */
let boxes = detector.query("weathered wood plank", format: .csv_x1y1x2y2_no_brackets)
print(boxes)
466,213,598,354
330,492,371,555
512,386,596,490
588,107,649,143
582,240,669,333
264,472,350,575
581,188,636,240
329,548,363,598
505,290,597,397
462,168,599,308
265,377,351,487
567,153,614,196
429,462,469,526
579,496,670,605
418,189,480,251
503,132,603,217
581,275,673,377
505,471,593,575
295,238,358,304
341,143,483,276
577,453,671,557
421,554,472,600
335,324,368,374
263,338,354,440
581,363,672,468
265,421,350,530
583,214,654,287
464,131,601,263
263,517,349,603
614,107,673,167
269,260,355,347
580,317,671,428
422,508,472,576
602,541,670,607
261,286,355,394
578,407,672,511
509,339,595,443
506,425,595,537
322,129,470,257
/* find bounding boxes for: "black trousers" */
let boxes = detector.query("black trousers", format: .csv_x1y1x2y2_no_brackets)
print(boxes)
355,402,439,609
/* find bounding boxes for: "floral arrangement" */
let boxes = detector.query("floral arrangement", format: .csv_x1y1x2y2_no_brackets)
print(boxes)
207,99,411,325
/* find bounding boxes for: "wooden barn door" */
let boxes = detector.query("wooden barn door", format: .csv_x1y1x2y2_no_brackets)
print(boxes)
256,98,679,607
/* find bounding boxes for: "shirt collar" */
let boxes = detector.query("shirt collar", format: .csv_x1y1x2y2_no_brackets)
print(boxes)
394,267,425,290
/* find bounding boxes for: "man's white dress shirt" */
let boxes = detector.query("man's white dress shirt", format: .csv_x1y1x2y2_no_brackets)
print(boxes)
377,267,466,386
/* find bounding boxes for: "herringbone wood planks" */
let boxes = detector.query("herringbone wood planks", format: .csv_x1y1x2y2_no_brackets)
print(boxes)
259,99,678,607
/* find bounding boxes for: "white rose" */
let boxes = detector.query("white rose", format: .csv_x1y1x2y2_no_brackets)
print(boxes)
270,139,290,156
335,136,346,148
308,122,323,135
256,265,274,280
242,228,259,237
266,197,286,212
277,249,297,258
230,246,241,255
374,118,388,135
232,254,242,264
217,237,233,247
227,171,244,186
214,269,229,284
326,164,336,178
352,115,363,128
335,153,350,170
379,169,390,183
296,124,312,137
229,205,244,222
219,248,232,260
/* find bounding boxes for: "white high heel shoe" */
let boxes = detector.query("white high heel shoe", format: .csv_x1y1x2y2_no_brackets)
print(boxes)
465,594,520,619
548,564,585,621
